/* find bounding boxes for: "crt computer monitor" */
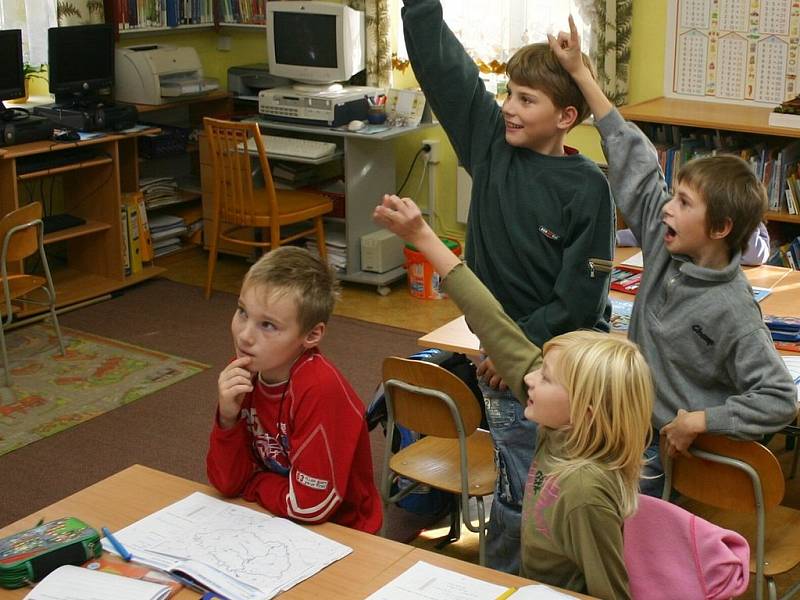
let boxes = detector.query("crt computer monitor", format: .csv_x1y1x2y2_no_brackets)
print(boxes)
266,1,365,89
48,24,115,104
0,30,25,116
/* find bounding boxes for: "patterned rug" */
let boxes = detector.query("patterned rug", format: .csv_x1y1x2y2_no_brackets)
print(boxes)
0,323,208,456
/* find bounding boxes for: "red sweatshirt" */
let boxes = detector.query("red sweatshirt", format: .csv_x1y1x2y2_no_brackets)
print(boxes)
206,348,382,533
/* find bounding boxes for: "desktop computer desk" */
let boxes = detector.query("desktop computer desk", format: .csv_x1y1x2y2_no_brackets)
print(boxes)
0,465,595,599
238,116,437,294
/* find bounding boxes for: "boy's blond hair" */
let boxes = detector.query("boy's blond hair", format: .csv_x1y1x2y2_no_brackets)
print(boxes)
506,43,596,126
242,246,340,333
543,330,654,517
677,155,767,254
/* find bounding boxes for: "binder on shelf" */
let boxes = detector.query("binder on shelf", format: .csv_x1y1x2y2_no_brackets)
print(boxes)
121,206,131,277
126,201,143,274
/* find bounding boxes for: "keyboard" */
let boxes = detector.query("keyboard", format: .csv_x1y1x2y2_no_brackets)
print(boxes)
247,135,337,160
16,148,106,175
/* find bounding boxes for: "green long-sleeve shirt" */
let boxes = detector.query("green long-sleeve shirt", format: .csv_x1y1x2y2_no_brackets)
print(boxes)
442,264,630,599
402,0,614,347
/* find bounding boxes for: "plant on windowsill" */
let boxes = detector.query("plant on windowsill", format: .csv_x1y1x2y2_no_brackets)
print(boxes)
7,64,47,104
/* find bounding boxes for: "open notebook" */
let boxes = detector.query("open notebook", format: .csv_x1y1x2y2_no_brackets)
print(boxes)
23,565,172,600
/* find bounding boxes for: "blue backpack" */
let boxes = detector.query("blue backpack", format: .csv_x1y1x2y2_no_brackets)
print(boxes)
366,349,486,516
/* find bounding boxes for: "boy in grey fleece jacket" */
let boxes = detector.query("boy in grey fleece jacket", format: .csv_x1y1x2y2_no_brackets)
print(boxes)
550,18,797,496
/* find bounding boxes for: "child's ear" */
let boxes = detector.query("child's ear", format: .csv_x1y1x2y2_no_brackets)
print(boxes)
558,105,579,131
709,217,733,240
303,322,326,349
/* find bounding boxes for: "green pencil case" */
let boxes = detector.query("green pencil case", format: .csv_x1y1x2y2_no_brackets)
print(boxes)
0,517,102,589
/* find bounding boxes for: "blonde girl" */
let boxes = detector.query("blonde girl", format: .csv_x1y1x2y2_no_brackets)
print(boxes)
374,194,654,600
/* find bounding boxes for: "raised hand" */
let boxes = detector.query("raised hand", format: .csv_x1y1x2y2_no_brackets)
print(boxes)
372,194,430,245
217,356,254,429
547,15,584,76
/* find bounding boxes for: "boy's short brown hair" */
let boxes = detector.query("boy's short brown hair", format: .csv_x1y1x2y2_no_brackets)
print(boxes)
677,155,767,254
505,43,596,126
243,246,340,332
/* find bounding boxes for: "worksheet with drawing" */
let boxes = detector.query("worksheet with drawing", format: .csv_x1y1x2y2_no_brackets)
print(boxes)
102,492,351,600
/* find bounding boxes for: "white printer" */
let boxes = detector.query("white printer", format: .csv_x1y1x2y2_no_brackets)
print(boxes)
115,44,220,105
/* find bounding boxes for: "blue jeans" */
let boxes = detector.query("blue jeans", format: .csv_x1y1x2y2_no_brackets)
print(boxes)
480,382,538,574
640,434,665,498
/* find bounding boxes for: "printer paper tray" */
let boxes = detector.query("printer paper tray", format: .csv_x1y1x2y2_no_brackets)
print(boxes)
161,77,220,98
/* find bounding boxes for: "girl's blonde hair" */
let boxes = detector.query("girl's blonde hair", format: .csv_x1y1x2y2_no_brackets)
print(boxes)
542,330,654,517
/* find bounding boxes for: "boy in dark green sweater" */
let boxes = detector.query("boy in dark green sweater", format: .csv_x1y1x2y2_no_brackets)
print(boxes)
401,0,614,573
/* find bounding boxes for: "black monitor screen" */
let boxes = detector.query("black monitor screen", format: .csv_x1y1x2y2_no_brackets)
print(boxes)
273,13,337,68
48,24,114,99
0,30,25,103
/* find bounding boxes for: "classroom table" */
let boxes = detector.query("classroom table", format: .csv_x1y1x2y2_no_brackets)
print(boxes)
0,465,593,599
418,247,799,356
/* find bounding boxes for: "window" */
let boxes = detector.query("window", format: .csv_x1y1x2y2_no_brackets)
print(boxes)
395,0,592,72
0,0,57,66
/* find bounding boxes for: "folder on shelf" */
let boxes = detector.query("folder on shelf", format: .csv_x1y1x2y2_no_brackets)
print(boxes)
126,201,143,274
120,205,131,277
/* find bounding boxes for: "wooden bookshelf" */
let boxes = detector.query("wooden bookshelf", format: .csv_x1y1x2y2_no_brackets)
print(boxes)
620,96,800,229
0,131,166,319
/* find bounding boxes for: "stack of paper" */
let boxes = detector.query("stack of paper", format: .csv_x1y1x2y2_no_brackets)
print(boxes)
306,224,347,272
139,177,181,209
103,492,351,600
148,214,187,257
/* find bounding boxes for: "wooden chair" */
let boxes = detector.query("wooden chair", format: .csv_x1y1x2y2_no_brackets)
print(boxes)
662,434,800,600
0,202,65,387
380,356,496,565
202,118,333,298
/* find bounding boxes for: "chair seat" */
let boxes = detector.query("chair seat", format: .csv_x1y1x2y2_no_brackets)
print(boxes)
681,500,800,576
389,430,496,496
0,274,46,313
226,188,332,226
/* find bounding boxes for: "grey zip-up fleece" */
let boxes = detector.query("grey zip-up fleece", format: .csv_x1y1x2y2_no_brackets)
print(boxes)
596,108,796,435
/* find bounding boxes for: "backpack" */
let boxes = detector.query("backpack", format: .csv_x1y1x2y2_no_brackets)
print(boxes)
366,349,486,515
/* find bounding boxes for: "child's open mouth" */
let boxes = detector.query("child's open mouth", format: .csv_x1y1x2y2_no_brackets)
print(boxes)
505,121,523,131
664,224,677,243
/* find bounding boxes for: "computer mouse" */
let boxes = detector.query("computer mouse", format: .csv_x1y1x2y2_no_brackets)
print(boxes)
347,120,366,132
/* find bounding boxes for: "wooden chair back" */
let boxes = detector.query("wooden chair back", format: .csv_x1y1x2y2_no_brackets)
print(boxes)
382,356,483,439
203,118,278,225
1,203,42,263
665,433,785,512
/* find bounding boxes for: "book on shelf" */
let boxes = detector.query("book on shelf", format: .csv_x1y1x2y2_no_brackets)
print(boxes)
121,205,131,277
125,200,143,274
134,193,154,262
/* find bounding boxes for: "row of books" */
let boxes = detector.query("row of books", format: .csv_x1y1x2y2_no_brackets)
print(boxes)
767,235,800,270
270,160,342,190
115,0,213,30
639,123,800,215
217,0,265,25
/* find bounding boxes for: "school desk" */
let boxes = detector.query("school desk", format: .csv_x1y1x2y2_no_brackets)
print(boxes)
0,465,594,599
418,247,799,356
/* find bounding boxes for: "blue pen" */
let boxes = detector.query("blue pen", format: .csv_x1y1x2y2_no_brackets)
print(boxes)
101,526,133,562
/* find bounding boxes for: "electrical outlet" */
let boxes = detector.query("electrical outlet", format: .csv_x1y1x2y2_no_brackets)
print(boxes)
422,139,440,163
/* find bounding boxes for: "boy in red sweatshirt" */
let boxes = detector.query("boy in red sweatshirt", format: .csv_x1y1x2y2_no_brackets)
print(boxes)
207,246,382,533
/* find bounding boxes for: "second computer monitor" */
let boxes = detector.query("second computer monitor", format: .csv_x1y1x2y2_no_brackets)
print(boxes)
0,30,25,109
48,24,115,104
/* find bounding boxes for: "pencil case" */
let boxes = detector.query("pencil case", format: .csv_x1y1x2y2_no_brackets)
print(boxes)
0,517,102,589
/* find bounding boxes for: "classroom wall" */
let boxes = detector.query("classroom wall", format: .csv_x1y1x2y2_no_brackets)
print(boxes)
28,0,668,241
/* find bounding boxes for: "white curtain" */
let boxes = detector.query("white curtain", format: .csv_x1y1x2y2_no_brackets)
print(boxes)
0,0,57,66
396,0,591,68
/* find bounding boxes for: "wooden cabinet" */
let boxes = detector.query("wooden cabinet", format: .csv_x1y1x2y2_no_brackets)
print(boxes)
0,132,165,319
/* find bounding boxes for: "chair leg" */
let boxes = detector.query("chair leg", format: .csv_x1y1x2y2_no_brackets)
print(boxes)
314,217,327,263
44,285,65,356
205,228,220,300
767,576,777,600
0,321,9,388
476,496,488,567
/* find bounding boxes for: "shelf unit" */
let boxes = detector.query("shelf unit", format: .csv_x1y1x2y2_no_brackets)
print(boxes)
109,0,265,33
127,90,233,255
619,97,800,226
0,132,165,319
